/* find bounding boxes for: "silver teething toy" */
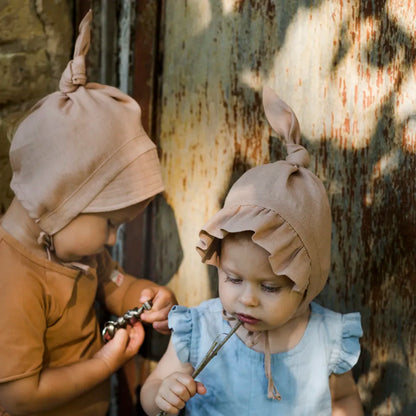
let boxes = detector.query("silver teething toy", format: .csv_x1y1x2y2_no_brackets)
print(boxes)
101,301,152,342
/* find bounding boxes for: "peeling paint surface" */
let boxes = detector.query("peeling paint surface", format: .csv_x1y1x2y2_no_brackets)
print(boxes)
156,1,416,413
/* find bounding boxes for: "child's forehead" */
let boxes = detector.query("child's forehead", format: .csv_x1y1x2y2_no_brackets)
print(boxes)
219,235,294,284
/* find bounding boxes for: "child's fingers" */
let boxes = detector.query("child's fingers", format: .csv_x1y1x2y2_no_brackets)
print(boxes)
126,323,145,352
139,287,157,304
195,381,207,395
152,319,170,334
142,307,171,324
160,388,187,411
111,327,130,347
157,374,195,413
140,287,177,313
141,292,174,319
102,325,144,362
155,395,181,415
140,310,166,325
138,287,176,333
94,328,130,373
169,375,195,401
155,374,205,414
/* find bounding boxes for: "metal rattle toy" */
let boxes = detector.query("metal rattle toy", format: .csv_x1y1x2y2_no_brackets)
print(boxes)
101,301,152,342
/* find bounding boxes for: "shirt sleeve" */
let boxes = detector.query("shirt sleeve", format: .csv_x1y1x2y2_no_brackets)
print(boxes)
0,266,46,382
95,249,126,312
168,305,193,363
330,312,363,374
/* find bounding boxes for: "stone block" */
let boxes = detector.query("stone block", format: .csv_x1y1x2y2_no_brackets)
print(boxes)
0,50,54,105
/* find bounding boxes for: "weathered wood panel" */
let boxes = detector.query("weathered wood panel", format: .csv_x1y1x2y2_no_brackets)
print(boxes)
155,1,416,414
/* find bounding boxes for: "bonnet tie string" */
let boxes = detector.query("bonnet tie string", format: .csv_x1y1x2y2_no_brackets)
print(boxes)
37,231,91,273
264,330,282,400
37,231,53,261
222,310,281,400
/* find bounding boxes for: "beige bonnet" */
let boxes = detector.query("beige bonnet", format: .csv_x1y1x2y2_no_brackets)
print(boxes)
9,10,164,236
196,87,332,309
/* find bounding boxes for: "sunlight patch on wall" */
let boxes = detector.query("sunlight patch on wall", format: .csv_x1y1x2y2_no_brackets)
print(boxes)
240,68,263,91
260,0,415,150
221,0,238,15
183,0,212,37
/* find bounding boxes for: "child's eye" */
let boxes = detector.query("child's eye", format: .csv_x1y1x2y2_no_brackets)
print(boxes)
261,285,280,293
225,275,242,285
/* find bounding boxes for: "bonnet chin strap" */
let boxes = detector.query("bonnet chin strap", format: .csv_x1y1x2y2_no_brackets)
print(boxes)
37,231,54,261
222,310,282,400
37,231,90,273
264,331,282,400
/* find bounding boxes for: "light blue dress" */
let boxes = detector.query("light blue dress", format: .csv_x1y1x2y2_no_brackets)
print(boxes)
168,298,362,416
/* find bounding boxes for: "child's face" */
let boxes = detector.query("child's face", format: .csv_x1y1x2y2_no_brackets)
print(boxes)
52,199,151,262
218,232,304,333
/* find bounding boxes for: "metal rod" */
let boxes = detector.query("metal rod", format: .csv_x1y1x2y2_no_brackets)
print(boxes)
102,301,152,342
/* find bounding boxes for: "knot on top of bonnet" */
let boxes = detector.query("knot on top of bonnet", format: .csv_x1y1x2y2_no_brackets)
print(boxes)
263,87,310,169
59,10,92,93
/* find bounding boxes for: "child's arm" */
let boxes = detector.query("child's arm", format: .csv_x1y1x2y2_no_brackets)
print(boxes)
329,370,364,416
0,324,144,415
102,271,177,334
140,338,206,416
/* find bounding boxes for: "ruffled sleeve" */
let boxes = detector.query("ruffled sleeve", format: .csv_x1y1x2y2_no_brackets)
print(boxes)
330,312,363,374
168,305,193,363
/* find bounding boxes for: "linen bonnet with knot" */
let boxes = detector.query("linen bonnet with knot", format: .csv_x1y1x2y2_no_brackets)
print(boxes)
197,87,332,310
9,10,164,237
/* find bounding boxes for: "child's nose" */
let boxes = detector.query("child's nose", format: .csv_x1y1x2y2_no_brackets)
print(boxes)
239,286,259,307
106,227,118,246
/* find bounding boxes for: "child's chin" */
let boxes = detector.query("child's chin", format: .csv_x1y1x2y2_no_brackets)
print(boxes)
242,322,261,331
57,254,83,262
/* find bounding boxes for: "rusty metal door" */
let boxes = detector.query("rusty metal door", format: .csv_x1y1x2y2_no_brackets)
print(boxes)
140,1,416,414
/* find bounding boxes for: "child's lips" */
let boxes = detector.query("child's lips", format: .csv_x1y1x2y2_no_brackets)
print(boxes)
237,313,260,325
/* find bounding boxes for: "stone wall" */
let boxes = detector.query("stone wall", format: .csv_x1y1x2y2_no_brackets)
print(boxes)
0,0,73,214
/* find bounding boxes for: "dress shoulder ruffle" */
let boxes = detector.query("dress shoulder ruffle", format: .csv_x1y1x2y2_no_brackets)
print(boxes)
168,305,193,363
330,311,363,374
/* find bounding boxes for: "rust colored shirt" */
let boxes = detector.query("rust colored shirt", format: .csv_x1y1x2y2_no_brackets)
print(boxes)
0,226,119,415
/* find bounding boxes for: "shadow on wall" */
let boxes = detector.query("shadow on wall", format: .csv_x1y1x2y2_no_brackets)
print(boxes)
357,348,416,415
142,193,184,361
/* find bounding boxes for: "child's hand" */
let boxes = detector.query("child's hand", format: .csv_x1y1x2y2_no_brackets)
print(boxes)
155,372,206,414
139,286,178,334
94,323,145,374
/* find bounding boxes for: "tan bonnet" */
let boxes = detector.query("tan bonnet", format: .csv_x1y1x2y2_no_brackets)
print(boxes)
9,10,164,236
196,88,332,310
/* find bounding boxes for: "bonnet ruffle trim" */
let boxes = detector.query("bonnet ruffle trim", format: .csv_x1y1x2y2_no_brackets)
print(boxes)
196,204,311,293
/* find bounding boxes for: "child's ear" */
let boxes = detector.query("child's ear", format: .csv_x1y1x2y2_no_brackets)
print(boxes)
262,87,301,145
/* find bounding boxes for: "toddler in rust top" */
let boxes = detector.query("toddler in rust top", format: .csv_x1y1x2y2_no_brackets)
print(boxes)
0,11,176,416
140,88,364,416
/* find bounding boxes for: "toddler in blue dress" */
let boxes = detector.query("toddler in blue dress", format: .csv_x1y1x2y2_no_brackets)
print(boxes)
141,88,364,416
